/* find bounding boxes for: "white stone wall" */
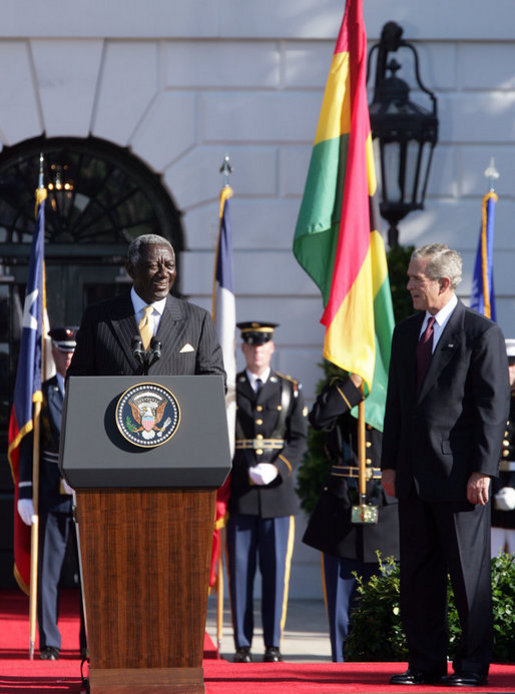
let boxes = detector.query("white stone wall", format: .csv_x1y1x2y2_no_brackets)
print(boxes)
1,0,514,598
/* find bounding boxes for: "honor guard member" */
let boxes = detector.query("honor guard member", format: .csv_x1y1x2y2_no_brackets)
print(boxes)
491,339,515,556
227,322,308,663
303,374,399,661
17,327,86,660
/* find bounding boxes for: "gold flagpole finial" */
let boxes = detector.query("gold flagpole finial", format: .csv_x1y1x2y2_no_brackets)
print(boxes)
35,153,47,208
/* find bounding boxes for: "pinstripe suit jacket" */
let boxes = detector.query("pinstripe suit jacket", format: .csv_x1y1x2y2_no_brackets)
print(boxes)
68,292,226,382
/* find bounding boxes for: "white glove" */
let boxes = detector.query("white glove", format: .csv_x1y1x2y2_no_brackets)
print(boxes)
61,477,74,495
494,486,515,511
17,498,36,526
249,463,279,486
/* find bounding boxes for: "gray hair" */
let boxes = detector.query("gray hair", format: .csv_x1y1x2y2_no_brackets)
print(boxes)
127,234,174,265
411,243,462,290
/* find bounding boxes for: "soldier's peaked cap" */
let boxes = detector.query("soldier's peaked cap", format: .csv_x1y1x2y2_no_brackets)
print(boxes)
237,321,278,345
48,326,78,352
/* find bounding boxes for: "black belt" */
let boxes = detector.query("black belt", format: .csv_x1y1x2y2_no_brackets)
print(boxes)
331,465,382,480
235,438,284,450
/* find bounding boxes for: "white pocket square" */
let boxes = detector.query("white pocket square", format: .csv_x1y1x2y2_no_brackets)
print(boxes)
179,343,195,353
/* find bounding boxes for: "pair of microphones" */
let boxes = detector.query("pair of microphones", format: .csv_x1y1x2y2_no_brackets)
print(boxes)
132,336,162,373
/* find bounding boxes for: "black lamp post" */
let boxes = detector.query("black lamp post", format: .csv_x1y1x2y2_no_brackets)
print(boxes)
368,22,438,247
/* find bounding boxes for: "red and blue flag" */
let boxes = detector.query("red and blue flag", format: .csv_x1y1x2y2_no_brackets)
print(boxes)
7,190,46,593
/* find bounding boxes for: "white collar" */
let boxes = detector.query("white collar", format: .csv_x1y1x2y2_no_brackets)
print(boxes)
246,368,271,389
130,287,167,316
426,293,458,328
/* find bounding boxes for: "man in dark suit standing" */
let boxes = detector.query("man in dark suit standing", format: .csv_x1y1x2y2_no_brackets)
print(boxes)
381,244,510,687
17,327,86,660
68,234,225,381
227,322,307,664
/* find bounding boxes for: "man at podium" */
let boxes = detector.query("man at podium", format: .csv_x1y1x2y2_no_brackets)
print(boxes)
68,234,225,380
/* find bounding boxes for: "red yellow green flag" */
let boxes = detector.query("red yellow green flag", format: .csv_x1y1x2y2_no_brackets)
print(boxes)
293,0,394,431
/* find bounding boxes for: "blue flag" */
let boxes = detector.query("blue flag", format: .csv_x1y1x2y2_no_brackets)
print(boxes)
210,184,236,588
8,190,46,593
470,191,497,321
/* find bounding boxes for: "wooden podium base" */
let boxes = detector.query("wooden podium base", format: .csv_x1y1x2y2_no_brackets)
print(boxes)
89,666,204,694
76,488,216,694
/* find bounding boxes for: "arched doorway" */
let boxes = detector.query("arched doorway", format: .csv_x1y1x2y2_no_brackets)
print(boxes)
0,135,184,586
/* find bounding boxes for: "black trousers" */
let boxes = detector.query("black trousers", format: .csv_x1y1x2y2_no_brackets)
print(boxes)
398,495,492,676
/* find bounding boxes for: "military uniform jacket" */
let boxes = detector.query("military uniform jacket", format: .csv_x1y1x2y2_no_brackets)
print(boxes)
18,376,72,515
229,369,307,518
302,377,399,563
492,395,515,530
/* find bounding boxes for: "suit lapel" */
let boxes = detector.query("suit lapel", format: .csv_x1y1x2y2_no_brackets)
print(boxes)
417,301,463,402
406,314,424,399
110,293,142,370
154,295,184,352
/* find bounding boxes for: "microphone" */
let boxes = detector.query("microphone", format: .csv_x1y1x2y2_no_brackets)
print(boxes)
148,337,162,368
131,336,145,366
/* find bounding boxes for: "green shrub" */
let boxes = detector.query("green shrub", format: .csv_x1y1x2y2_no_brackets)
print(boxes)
345,553,515,663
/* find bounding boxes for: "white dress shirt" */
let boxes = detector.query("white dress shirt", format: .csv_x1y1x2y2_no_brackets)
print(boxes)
130,286,167,337
246,367,271,393
419,293,458,353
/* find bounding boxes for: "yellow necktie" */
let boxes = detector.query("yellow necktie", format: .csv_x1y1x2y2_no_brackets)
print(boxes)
138,306,153,350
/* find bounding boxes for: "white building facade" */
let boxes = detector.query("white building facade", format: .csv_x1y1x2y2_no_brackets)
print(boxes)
1,0,514,597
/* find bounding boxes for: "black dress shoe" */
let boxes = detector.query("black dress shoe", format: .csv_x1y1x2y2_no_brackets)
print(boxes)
40,646,60,661
446,672,488,687
233,646,253,663
390,668,446,685
263,646,283,663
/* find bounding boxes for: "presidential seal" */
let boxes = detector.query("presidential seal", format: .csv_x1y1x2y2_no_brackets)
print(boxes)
115,382,180,448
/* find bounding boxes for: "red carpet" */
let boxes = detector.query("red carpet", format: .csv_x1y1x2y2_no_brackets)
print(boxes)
1,589,513,693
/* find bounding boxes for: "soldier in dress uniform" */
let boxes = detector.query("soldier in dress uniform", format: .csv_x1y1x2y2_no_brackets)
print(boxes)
17,327,86,660
302,373,399,662
227,321,308,663
491,338,515,556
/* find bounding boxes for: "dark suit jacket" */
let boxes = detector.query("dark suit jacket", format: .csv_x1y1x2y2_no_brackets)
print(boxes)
381,299,510,503
19,376,72,514
68,292,226,381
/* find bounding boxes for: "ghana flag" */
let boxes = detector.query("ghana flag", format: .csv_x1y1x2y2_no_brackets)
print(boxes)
293,0,394,431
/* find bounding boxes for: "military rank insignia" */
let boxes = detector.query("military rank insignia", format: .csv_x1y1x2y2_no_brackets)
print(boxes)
115,382,180,448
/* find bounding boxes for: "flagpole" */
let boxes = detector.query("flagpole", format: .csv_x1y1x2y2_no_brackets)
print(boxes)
28,153,46,659
351,382,378,524
481,158,499,319
213,154,236,655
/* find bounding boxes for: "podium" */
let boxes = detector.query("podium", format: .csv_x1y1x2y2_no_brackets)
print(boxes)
59,375,231,694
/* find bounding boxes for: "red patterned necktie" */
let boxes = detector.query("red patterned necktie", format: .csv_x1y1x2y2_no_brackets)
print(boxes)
416,316,435,392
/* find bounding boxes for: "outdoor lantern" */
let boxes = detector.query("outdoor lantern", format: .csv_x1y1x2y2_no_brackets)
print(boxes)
47,160,75,218
368,21,438,247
